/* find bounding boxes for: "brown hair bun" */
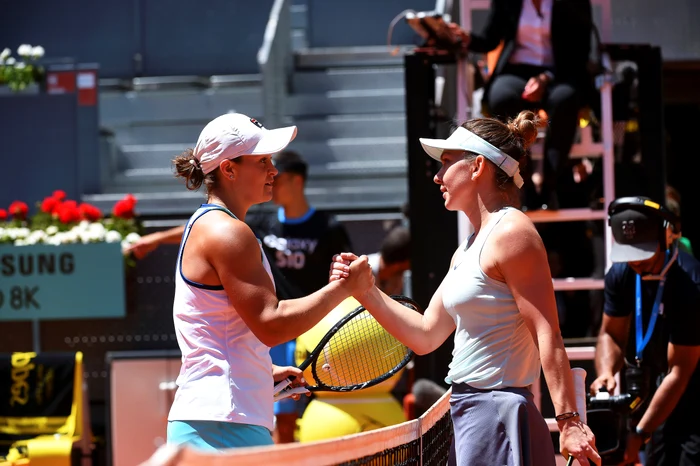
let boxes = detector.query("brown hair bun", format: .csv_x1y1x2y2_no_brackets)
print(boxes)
507,110,540,150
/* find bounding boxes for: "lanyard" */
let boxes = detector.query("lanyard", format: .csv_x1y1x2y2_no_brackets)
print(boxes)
634,250,670,364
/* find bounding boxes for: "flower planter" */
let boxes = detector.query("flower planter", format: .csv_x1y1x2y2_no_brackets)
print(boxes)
0,83,40,96
0,242,125,321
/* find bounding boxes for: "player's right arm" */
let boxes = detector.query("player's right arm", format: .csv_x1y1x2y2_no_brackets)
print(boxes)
333,252,456,355
207,218,374,347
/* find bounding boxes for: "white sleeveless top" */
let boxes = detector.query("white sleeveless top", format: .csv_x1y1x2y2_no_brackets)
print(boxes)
168,204,275,431
443,208,540,389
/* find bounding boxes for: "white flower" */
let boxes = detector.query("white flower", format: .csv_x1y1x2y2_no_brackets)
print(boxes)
27,231,47,244
31,46,44,59
47,236,62,246
60,231,79,244
15,62,26,70
87,230,104,242
14,239,26,246
124,232,141,244
5,57,16,65
105,230,122,243
88,222,106,236
8,228,31,240
0,48,10,60
79,231,93,244
46,225,59,235
17,44,32,57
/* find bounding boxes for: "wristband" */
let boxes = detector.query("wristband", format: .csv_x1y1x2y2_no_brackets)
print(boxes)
634,425,652,444
555,411,580,422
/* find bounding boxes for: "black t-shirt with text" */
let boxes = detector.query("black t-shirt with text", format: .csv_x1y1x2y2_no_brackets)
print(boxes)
249,208,352,297
604,250,700,424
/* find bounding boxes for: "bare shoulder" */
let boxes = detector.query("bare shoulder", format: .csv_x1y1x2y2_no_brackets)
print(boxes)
191,210,258,252
488,209,545,259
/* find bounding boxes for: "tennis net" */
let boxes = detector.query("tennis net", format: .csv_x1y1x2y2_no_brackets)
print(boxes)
144,389,453,466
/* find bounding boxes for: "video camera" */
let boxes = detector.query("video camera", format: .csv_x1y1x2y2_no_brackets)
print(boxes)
586,365,650,465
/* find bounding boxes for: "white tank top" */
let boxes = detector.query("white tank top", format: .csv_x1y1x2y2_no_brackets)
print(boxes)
168,204,275,430
443,208,540,389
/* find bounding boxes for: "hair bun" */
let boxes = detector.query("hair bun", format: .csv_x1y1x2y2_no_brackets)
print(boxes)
507,110,540,150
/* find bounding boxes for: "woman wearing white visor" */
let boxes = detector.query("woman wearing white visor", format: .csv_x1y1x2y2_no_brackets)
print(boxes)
166,113,374,451
331,110,600,465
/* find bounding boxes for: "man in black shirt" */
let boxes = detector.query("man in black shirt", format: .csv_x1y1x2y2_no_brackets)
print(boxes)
591,196,700,465
249,150,352,296
246,150,352,442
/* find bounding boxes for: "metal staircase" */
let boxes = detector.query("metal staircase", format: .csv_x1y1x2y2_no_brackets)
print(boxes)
283,49,409,211
86,0,413,216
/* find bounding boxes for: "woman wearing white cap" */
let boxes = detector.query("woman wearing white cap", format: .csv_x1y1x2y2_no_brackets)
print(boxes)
166,113,374,451
331,110,600,465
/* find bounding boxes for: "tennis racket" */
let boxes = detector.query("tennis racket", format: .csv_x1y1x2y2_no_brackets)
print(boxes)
273,295,420,401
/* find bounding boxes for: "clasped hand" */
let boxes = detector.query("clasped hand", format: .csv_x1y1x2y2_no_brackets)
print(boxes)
329,252,374,295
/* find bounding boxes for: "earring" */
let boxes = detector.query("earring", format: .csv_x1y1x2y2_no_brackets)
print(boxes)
229,175,234,180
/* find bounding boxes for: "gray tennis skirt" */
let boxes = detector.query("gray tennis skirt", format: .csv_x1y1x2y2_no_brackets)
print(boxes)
448,383,556,466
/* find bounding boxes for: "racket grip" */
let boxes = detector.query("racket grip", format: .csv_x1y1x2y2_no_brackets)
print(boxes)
566,455,574,466
273,377,292,396
273,386,310,402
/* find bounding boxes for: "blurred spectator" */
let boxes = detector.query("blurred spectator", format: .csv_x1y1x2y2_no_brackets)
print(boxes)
368,226,411,296
250,150,352,296
666,184,694,256
452,0,595,209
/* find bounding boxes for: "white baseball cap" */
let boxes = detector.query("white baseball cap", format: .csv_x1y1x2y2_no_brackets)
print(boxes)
194,113,297,174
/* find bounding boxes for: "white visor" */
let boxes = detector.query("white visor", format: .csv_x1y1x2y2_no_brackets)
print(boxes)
419,127,524,188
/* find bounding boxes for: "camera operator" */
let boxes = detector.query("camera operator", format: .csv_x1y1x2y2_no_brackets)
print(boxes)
591,196,700,465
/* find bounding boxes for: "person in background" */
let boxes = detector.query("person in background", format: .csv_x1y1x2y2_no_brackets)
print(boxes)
592,196,700,465
451,0,595,210
251,150,353,297
332,110,599,465
166,113,373,451
665,185,693,256
248,149,353,443
367,225,411,296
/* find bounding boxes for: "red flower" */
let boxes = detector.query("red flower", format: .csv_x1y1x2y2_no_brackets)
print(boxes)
57,200,80,224
112,199,135,219
123,194,137,210
79,203,103,222
112,194,137,219
0,209,7,221
8,201,29,220
41,196,60,214
53,190,67,201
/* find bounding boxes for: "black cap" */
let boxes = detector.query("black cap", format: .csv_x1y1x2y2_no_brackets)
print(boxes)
273,150,308,179
610,207,665,263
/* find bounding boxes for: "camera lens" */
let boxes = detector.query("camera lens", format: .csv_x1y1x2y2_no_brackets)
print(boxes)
625,365,649,400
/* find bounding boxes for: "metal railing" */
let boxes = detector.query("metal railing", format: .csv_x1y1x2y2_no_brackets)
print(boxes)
257,0,292,128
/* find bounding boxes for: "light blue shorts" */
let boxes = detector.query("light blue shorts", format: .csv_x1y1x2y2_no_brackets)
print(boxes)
167,420,273,451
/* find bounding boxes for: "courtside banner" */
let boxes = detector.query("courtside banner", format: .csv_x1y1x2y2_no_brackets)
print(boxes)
0,243,125,321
